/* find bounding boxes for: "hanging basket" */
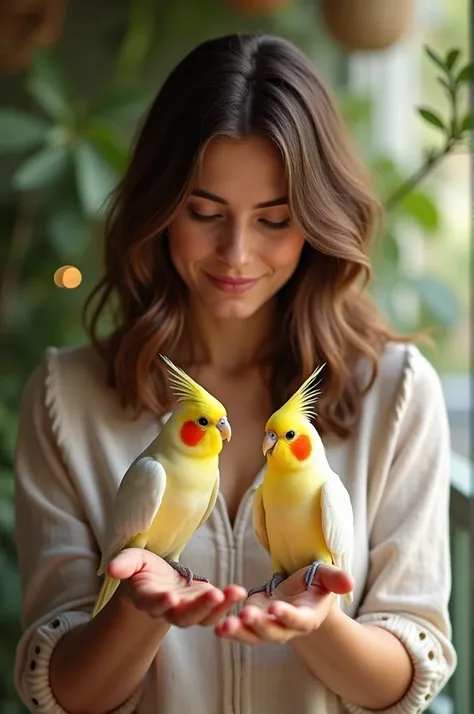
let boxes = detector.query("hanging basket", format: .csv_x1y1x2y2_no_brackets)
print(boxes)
0,0,67,74
226,0,294,14
321,0,414,52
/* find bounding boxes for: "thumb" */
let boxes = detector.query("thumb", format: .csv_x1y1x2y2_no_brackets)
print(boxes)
316,563,354,595
107,548,152,580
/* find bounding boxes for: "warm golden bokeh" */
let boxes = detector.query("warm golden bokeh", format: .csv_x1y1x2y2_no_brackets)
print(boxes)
54,265,82,289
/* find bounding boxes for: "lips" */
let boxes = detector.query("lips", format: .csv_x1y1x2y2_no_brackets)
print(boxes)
205,273,260,294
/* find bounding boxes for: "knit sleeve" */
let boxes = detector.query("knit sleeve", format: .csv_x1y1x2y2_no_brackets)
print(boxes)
13,349,143,714
342,346,457,714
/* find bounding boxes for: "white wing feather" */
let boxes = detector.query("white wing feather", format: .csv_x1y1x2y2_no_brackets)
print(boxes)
321,471,354,603
97,456,167,574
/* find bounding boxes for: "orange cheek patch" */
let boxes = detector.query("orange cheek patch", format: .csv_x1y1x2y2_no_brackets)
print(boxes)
290,434,312,461
180,421,205,447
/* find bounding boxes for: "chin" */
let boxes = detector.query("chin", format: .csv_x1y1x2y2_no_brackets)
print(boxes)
209,300,261,320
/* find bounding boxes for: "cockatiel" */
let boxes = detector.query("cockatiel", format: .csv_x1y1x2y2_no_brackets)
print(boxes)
248,365,354,605
91,355,231,617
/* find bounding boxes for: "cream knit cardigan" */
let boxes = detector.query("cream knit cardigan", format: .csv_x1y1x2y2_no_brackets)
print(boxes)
14,341,457,714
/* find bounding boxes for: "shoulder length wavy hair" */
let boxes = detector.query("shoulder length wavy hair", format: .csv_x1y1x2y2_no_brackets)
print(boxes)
84,32,410,439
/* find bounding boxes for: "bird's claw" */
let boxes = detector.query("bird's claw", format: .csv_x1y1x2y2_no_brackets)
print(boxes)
304,560,323,589
248,571,287,598
166,560,209,586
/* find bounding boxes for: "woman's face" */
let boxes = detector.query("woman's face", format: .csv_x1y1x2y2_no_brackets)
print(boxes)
168,134,305,320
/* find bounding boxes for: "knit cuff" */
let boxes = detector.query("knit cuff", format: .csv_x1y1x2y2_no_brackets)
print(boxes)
21,611,144,714
342,613,449,714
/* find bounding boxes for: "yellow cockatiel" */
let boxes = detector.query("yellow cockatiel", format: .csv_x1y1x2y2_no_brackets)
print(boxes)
249,365,354,605
91,355,231,617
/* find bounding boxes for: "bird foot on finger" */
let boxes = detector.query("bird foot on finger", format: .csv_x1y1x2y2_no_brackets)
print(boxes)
304,560,323,589
248,572,287,598
166,560,209,586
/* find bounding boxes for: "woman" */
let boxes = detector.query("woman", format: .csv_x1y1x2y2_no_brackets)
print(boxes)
14,32,456,714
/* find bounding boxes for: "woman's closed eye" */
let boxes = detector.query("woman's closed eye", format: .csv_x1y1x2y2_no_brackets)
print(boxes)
187,206,291,230
259,217,291,230
188,207,221,222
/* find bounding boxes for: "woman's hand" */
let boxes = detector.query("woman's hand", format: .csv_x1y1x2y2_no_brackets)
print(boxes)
108,548,248,627
215,563,353,644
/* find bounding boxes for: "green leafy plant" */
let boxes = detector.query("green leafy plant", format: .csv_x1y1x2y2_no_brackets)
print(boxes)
366,45,472,335
386,45,472,210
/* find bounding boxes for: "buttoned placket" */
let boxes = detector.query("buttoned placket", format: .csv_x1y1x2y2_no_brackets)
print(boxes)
210,468,266,714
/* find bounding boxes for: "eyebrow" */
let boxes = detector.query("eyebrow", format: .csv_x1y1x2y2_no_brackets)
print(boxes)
191,188,287,209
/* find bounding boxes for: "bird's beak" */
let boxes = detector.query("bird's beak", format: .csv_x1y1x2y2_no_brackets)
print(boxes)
217,416,232,442
262,432,277,456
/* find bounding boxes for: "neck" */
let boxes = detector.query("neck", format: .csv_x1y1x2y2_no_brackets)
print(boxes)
182,300,275,374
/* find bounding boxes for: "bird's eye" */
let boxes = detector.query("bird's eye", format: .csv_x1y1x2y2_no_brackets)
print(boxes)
198,417,209,427
285,430,296,440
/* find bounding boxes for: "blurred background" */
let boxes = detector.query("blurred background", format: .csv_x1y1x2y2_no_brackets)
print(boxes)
0,0,471,712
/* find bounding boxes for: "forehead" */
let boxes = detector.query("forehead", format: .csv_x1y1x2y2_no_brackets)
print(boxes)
267,408,307,432
195,135,287,203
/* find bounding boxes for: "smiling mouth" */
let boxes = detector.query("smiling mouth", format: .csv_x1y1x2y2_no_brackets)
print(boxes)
205,273,260,294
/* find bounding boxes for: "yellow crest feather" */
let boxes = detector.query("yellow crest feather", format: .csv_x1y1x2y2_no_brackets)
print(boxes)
280,363,326,421
160,354,226,415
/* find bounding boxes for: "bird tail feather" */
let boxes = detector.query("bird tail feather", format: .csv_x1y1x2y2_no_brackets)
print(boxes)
91,573,120,617
343,591,353,606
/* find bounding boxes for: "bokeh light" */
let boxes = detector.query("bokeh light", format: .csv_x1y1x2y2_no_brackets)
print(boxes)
53,265,83,289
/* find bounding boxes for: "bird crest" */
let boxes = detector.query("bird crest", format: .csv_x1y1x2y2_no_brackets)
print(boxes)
160,354,226,416
278,363,326,422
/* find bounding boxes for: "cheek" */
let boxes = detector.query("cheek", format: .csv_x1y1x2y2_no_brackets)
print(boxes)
266,232,305,274
168,218,214,273
290,435,312,461
180,421,205,447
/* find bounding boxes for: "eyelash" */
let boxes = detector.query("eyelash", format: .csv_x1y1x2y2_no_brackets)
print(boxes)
188,208,290,230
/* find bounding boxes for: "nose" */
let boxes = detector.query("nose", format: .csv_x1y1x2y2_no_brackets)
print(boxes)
217,221,251,268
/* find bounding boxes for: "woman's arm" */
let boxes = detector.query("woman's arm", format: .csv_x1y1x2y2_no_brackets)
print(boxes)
291,605,412,709
14,358,165,714
290,349,457,712
50,590,170,714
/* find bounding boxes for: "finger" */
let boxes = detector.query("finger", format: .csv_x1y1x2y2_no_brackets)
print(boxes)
239,606,293,643
167,588,226,627
314,564,354,595
199,585,248,626
215,616,262,645
267,601,315,633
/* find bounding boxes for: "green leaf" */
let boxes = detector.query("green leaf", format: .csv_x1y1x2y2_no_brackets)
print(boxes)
13,145,70,190
46,201,90,259
26,50,71,119
418,108,445,130
83,119,128,174
88,85,152,124
460,114,474,132
411,275,460,326
0,110,48,152
398,190,439,232
74,141,119,216
456,64,472,83
424,45,446,72
446,49,460,70
436,76,453,98
113,0,158,84
382,232,400,264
